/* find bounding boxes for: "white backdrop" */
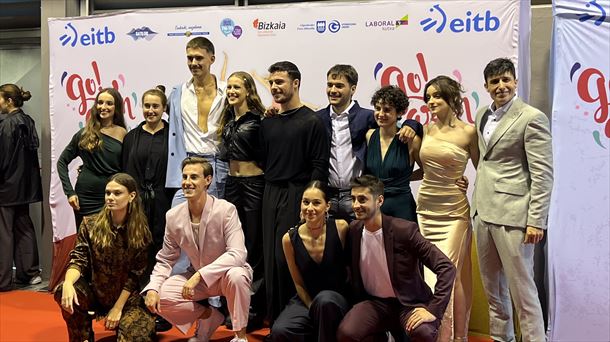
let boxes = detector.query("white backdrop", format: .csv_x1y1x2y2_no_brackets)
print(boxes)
48,0,528,241
548,0,610,340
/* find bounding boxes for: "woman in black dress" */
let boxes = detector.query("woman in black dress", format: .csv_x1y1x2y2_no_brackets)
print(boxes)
57,87,127,229
272,180,350,342
219,71,267,327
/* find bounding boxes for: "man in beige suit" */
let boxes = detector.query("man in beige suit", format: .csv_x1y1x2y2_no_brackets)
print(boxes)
471,58,553,342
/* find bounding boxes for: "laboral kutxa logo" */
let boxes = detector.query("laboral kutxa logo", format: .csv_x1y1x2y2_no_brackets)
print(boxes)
252,18,286,36
59,22,116,47
126,27,157,41
365,14,409,31
420,4,500,33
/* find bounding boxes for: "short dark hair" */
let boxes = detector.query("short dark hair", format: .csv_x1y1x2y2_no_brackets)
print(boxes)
371,85,410,113
483,58,516,83
181,156,213,177
423,75,465,118
268,61,301,82
327,64,358,86
186,37,215,55
351,175,384,198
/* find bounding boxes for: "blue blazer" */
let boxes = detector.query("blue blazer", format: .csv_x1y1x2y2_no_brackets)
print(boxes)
316,101,423,166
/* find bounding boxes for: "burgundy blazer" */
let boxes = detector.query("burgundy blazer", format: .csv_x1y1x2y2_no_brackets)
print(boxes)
347,214,456,319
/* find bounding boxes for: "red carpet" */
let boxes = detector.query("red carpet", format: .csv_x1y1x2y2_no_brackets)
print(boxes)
0,291,269,341
1,290,491,341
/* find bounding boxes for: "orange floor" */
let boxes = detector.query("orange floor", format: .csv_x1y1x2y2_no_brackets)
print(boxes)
0,290,491,341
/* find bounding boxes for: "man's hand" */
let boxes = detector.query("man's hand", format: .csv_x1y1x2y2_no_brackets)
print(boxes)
455,175,469,194
105,307,122,330
145,290,161,314
182,272,202,299
405,307,436,332
397,126,416,143
264,106,279,118
524,226,544,244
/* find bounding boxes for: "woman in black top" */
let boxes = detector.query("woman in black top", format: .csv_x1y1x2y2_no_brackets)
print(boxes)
0,84,42,290
272,181,350,342
219,71,267,327
122,87,174,285
57,88,127,229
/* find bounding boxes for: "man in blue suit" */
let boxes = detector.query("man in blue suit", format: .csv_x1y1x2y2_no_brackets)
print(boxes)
315,65,422,221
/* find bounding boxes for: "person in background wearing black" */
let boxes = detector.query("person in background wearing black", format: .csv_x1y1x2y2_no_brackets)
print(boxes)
259,61,330,331
218,71,267,331
122,86,175,332
0,84,42,291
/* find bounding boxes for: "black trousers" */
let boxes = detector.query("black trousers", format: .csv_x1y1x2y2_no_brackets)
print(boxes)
0,204,40,290
272,291,350,342
337,297,440,342
225,175,266,316
262,181,304,321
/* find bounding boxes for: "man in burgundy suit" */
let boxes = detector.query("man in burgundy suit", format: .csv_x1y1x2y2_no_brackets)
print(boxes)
337,175,456,342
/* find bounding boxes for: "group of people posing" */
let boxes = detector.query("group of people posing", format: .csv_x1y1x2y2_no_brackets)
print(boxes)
1,34,553,342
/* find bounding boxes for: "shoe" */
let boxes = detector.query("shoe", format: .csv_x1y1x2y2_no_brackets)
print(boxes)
187,308,224,342
28,275,42,285
263,333,272,342
230,337,247,342
246,312,265,332
155,316,172,332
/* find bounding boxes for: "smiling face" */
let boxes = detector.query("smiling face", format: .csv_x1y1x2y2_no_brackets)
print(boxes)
96,92,116,124
351,186,383,221
485,72,517,109
226,76,248,109
142,94,164,126
105,180,135,213
373,100,399,128
300,188,330,226
181,163,212,200
187,47,215,78
268,71,298,104
426,85,451,119
326,74,355,112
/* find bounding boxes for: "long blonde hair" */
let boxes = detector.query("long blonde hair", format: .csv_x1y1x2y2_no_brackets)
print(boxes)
90,173,151,250
79,88,126,152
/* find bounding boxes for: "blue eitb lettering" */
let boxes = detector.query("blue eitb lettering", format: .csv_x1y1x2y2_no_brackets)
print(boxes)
60,22,116,47
420,4,500,33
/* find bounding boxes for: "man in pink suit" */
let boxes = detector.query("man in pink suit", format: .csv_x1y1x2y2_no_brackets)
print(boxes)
143,156,252,342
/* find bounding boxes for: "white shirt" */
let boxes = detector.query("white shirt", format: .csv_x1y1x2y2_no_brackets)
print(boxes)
360,227,395,298
482,96,515,146
329,101,360,189
181,79,227,155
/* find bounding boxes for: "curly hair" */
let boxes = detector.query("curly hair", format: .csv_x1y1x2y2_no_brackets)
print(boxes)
78,88,126,152
423,75,465,118
370,85,410,113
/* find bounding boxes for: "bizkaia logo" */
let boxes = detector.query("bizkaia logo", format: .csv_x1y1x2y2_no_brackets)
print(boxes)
59,22,116,47
253,19,286,30
420,4,500,33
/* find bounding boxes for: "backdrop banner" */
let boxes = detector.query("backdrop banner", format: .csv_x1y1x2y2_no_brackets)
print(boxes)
548,1,610,341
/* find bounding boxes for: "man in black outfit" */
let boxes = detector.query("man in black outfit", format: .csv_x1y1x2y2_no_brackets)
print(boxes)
259,61,330,326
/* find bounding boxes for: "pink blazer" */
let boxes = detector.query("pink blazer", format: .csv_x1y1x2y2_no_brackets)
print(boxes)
144,194,250,293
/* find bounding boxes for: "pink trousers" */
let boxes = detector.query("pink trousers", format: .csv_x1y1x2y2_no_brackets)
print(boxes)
158,267,252,333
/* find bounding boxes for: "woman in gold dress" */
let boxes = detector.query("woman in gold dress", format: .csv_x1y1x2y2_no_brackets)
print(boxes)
416,76,479,342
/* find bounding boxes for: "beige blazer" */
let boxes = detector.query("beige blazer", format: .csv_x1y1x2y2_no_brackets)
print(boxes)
471,97,553,229
144,194,250,293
